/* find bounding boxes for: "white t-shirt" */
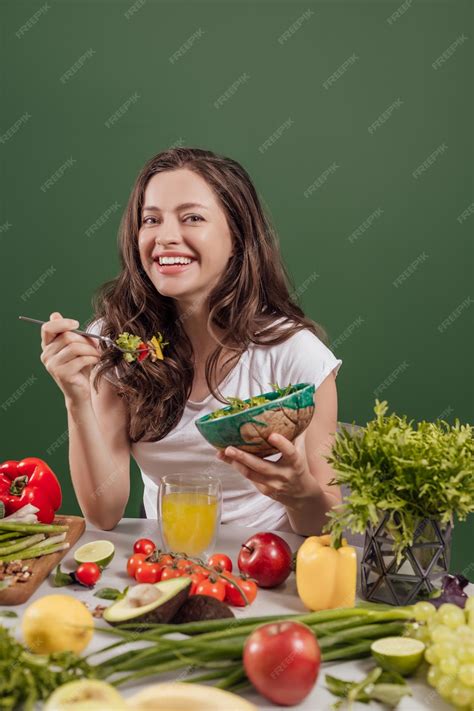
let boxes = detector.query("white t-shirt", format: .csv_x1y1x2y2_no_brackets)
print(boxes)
85,318,342,531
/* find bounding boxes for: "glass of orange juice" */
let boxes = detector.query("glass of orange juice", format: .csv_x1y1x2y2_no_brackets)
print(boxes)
158,473,222,558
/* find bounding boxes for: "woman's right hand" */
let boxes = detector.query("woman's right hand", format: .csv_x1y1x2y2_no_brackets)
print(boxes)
40,312,101,405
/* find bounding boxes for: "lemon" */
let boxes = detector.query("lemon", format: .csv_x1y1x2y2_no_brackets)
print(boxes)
44,680,127,710
22,594,94,654
73,540,115,568
371,636,425,676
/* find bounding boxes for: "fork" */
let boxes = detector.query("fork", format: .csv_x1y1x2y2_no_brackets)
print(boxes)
18,316,134,353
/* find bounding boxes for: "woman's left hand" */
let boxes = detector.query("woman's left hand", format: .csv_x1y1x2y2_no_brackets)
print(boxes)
215,431,320,509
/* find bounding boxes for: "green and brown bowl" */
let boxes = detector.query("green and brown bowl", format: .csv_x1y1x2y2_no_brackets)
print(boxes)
195,382,315,458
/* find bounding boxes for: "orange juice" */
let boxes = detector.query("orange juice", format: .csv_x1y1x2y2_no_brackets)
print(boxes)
161,492,219,556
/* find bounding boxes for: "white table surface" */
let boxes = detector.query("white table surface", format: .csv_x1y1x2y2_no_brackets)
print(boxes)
3,517,468,711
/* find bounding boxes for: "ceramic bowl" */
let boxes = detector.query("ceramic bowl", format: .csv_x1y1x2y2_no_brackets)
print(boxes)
195,382,315,458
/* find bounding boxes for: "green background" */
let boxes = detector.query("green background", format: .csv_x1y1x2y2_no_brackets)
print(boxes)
1,0,472,576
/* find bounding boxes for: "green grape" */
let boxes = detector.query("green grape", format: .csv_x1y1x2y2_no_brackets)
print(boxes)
428,664,443,687
458,664,474,688
457,625,474,643
456,644,474,663
438,603,466,629
411,624,431,643
450,682,472,708
436,673,456,699
431,624,456,644
414,601,437,622
437,641,457,658
465,597,474,614
440,656,459,677
425,645,440,665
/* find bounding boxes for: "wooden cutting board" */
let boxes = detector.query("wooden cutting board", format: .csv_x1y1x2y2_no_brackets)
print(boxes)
0,514,86,606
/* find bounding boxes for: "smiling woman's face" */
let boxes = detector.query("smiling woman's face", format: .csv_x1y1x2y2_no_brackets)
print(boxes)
138,168,234,308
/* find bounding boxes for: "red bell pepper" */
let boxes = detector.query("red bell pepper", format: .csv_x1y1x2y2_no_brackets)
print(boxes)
0,457,62,524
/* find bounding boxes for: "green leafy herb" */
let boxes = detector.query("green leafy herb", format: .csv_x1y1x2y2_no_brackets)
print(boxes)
325,400,474,560
0,625,92,710
94,586,128,601
53,563,74,587
208,383,296,419
0,610,17,618
270,382,296,397
326,667,412,709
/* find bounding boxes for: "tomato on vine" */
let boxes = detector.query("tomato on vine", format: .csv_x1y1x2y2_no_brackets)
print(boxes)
133,538,156,556
176,558,193,572
160,566,183,581
186,571,206,595
135,562,161,584
208,553,233,573
158,554,174,567
127,553,147,578
195,577,226,601
224,575,258,606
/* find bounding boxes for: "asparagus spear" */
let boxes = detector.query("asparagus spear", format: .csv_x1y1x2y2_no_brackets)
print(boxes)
0,522,68,534
0,542,69,563
0,534,45,556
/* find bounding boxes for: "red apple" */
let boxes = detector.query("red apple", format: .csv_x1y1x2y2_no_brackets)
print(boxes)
238,532,293,588
243,621,320,705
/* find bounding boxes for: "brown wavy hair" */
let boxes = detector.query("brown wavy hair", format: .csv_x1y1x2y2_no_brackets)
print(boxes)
88,147,327,443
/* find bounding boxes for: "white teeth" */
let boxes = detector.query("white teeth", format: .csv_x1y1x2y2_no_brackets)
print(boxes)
158,256,193,265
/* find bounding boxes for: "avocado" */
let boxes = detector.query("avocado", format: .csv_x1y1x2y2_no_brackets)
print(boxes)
103,577,191,626
172,595,235,624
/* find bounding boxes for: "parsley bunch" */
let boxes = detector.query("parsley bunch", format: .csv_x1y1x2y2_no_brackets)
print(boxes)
325,400,474,558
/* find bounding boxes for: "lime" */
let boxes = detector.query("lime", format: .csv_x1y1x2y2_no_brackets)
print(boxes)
371,636,425,676
74,540,115,568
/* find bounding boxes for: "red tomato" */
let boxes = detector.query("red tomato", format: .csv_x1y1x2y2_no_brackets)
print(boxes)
176,558,193,571
75,562,101,587
127,553,147,578
190,564,210,578
224,575,258,606
243,621,320,706
195,578,226,601
158,554,174,567
135,562,162,584
133,538,156,556
160,566,183,581
186,572,206,595
208,553,233,573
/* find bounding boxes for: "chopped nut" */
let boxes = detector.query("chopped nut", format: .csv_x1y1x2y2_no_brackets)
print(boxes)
0,560,32,585
92,605,106,618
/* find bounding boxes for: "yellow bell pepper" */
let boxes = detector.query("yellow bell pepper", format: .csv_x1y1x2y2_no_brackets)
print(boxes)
296,534,357,611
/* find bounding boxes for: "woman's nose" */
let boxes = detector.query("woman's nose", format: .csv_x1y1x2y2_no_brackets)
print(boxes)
154,221,182,245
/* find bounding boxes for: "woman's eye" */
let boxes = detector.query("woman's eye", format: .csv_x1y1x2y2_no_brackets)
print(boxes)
141,214,203,225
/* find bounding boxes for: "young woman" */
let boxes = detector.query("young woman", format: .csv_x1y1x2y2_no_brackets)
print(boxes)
40,147,342,534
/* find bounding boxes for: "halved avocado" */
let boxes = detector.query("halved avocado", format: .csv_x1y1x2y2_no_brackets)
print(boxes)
172,595,235,624
103,577,191,626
